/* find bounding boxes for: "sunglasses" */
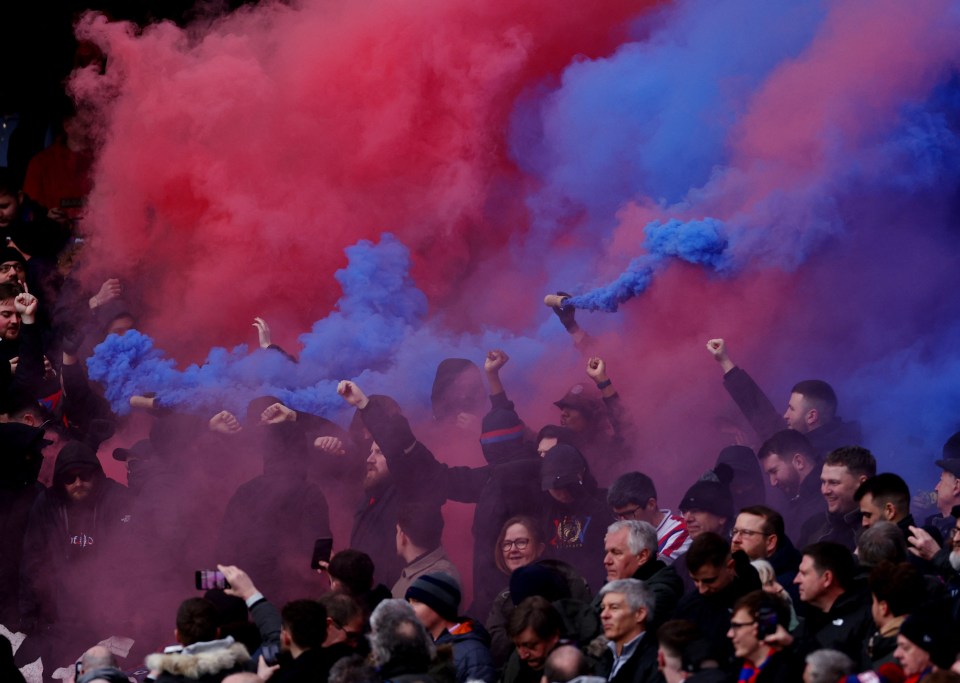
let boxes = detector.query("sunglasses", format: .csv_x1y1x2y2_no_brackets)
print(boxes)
62,470,95,484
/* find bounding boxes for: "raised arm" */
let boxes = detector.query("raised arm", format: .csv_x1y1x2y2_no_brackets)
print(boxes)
706,338,783,441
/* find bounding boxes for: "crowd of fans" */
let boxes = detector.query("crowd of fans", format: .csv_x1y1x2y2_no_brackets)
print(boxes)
4,97,960,683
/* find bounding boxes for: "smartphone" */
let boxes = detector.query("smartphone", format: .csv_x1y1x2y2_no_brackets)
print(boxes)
261,642,280,666
311,538,334,569
195,570,230,591
756,605,778,638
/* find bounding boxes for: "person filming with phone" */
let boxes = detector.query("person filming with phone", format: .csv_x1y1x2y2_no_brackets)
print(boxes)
726,590,801,682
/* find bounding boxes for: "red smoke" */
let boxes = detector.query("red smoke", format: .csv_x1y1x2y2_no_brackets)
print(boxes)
69,0,657,356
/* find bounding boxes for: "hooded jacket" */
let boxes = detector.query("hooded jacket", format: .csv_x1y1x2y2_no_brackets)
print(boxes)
436,619,497,683
790,580,874,668
19,441,132,633
145,637,250,683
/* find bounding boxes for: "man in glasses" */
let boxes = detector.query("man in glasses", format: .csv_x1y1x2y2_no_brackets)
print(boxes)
18,441,133,668
607,471,690,565
730,505,801,594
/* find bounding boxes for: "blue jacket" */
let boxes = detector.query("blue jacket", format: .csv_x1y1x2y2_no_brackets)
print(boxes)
436,619,497,683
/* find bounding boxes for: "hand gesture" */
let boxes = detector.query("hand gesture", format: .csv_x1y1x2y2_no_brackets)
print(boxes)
91,278,122,309
8,356,17,375
14,292,38,324
218,564,258,601
456,412,479,431
907,526,941,561
484,349,509,374
314,436,345,455
706,339,735,373
252,317,271,349
706,339,729,362
129,395,158,411
260,402,296,424
586,357,608,382
258,655,280,681
209,410,242,434
337,380,369,409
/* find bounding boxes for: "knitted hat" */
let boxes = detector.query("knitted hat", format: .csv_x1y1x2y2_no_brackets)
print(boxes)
679,479,734,520
405,572,461,622
540,444,587,491
899,611,958,669
480,406,526,464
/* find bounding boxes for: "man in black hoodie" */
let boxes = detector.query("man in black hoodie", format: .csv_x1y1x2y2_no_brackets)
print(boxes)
19,440,133,666
756,430,825,543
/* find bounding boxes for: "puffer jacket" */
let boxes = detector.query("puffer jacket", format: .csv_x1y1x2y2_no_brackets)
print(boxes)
146,638,250,683
435,619,497,683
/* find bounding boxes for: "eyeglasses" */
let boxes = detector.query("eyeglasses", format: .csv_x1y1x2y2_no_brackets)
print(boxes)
501,538,531,552
730,528,769,539
728,620,756,630
612,506,643,521
0,262,24,273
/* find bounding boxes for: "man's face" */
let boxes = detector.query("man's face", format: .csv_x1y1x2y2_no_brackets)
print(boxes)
0,260,24,284
690,559,735,595
0,192,19,228
537,437,558,458
558,406,587,432
794,555,828,606
858,493,885,528
603,527,646,580
783,392,812,432
820,464,862,515
0,299,20,341
894,634,932,677
512,627,558,671
106,315,135,337
761,453,802,498
730,513,772,560
612,499,658,525
600,592,644,644
726,607,759,660
935,470,960,515
363,442,389,489
62,468,96,503
682,509,726,539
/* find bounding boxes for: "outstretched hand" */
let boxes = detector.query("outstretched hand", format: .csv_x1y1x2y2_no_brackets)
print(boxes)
907,526,941,561
337,380,369,409
209,410,242,435
91,278,122,309
219,564,257,601
253,317,272,349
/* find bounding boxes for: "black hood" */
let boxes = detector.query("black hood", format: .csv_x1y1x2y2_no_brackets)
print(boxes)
53,441,104,485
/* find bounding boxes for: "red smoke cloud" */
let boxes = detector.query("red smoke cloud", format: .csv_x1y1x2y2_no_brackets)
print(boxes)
69,0,656,356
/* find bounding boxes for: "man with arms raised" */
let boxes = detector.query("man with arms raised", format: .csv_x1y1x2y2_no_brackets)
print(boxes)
706,338,862,458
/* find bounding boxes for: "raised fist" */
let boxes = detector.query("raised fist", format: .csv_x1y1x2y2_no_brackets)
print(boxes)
260,402,296,424
585,357,608,382
314,436,345,455
484,349,510,373
252,317,272,349
337,380,369,409
14,292,38,324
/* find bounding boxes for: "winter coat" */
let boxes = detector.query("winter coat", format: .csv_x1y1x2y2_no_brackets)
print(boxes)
778,471,827,547
146,638,250,683
735,647,803,683
596,632,664,683
674,551,762,669
790,580,874,668
798,508,860,551
436,619,497,683
632,559,683,628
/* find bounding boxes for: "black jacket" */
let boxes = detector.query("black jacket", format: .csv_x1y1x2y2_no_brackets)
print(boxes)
791,581,874,668
736,647,803,683
779,470,826,546
722,367,862,457
798,508,860,551
674,552,762,669
597,632,664,683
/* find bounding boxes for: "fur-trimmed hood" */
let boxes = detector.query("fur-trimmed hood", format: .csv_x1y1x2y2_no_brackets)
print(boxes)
146,638,250,680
